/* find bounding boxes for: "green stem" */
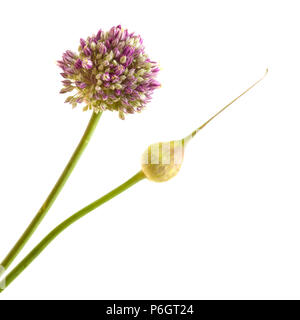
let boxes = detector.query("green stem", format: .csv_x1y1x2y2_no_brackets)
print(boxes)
0,111,102,276
0,171,145,292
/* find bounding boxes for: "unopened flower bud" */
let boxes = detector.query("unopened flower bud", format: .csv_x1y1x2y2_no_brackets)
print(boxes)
141,69,268,182
141,140,186,182
120,55,127,64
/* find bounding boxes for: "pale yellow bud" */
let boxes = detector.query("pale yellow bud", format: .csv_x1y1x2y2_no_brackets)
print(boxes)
136,69,146,76
120,56,127,64
115,83,123,89
141,140,186,182
106,51,114,62
90,42,96,50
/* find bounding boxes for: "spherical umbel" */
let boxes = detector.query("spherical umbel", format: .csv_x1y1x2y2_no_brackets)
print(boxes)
57,25,160,119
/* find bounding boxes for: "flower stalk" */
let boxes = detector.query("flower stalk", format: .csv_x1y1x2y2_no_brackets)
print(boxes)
0,171,145,292
0,111,102,277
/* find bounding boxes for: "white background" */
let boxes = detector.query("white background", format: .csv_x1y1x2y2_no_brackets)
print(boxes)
0,0,300,300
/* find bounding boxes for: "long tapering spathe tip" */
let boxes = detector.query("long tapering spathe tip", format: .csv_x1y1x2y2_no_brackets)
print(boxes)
185,68,269,143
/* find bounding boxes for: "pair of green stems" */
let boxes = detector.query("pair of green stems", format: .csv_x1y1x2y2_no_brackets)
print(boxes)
0,69,268,292
0,111,145,292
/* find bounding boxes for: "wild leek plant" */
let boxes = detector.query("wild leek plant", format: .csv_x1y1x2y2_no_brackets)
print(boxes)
0,69,267,292
0,25,160,280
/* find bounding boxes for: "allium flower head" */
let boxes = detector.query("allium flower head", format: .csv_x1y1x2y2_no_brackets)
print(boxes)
58,25,160,119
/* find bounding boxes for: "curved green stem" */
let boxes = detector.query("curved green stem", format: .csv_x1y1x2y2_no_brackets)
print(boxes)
0,171,145,292
0,111,102,276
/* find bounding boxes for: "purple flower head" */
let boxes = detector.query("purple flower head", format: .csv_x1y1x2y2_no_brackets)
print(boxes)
58,25,160,119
